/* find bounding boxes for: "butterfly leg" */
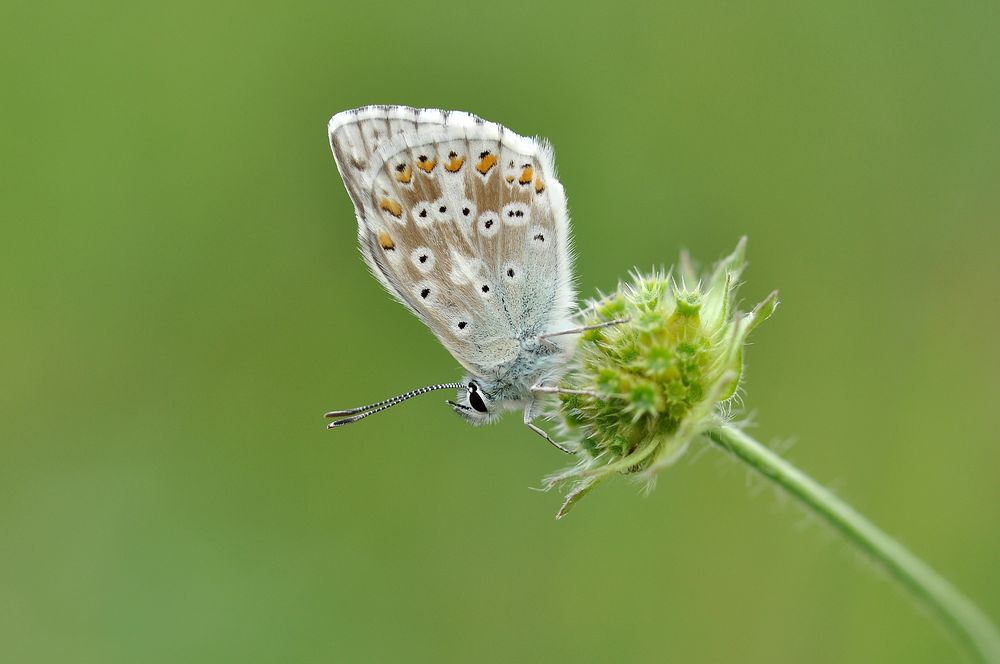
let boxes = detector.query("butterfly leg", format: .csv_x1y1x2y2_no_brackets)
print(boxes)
524,400,575,454
530,384,603,399
538,318,630,341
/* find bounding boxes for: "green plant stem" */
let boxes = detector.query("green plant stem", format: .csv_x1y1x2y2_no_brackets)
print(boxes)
706,424,1000,664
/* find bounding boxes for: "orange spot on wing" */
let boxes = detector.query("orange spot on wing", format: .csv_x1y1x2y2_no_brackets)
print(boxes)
518,165,534,185
377,230,395,250
445,152,465,172
476,152,497,175
416,156,437,173
505,175,515,183
534,176,545,193
395,164,412,183
379,198,402,217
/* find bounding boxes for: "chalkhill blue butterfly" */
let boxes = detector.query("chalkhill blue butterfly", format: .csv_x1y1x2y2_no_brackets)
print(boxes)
324,106,625,452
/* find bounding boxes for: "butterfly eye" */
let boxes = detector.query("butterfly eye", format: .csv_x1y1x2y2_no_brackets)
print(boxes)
467,383,489,413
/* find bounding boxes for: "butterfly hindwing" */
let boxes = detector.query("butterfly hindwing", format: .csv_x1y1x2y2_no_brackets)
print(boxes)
329,106,575,377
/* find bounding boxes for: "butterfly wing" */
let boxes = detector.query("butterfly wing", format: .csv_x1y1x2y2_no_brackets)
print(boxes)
328,106,575,377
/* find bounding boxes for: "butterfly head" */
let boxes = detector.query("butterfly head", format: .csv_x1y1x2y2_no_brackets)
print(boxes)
325,378,507,429
447,379,503,425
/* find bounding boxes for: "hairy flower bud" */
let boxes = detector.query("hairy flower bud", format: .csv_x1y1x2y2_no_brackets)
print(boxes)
546,238,778,517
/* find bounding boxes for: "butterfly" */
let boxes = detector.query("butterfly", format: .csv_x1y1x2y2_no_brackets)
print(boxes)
324,106,625,452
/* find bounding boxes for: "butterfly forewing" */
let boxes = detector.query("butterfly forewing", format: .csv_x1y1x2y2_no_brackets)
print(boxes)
328,106,575,377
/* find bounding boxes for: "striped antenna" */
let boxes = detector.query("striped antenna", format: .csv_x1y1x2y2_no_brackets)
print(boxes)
325,382,464,428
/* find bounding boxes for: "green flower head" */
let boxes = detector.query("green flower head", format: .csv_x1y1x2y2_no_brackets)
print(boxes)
546,238,778,517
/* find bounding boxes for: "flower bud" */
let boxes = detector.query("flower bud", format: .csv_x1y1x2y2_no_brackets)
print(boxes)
546,238,778,517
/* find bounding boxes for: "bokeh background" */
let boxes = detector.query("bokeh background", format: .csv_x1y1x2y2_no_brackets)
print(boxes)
3,1,999,662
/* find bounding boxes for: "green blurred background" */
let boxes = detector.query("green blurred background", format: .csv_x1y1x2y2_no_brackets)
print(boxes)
3,1,998,662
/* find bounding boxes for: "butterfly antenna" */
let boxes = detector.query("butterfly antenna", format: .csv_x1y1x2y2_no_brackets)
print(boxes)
325,382,464,428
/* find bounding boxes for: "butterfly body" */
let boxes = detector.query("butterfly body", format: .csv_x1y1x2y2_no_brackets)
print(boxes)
326,106,611,449
455,332,576,424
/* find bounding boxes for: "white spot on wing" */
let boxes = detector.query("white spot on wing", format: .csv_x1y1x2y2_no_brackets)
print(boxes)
501,202,530,226
452,315,472,338
477,210,499,238
528,224,548,249
415,280,437,304
411,201,434,228
411,247,436,273
431,197,451,223
457,199,477,231
501,261,521,282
